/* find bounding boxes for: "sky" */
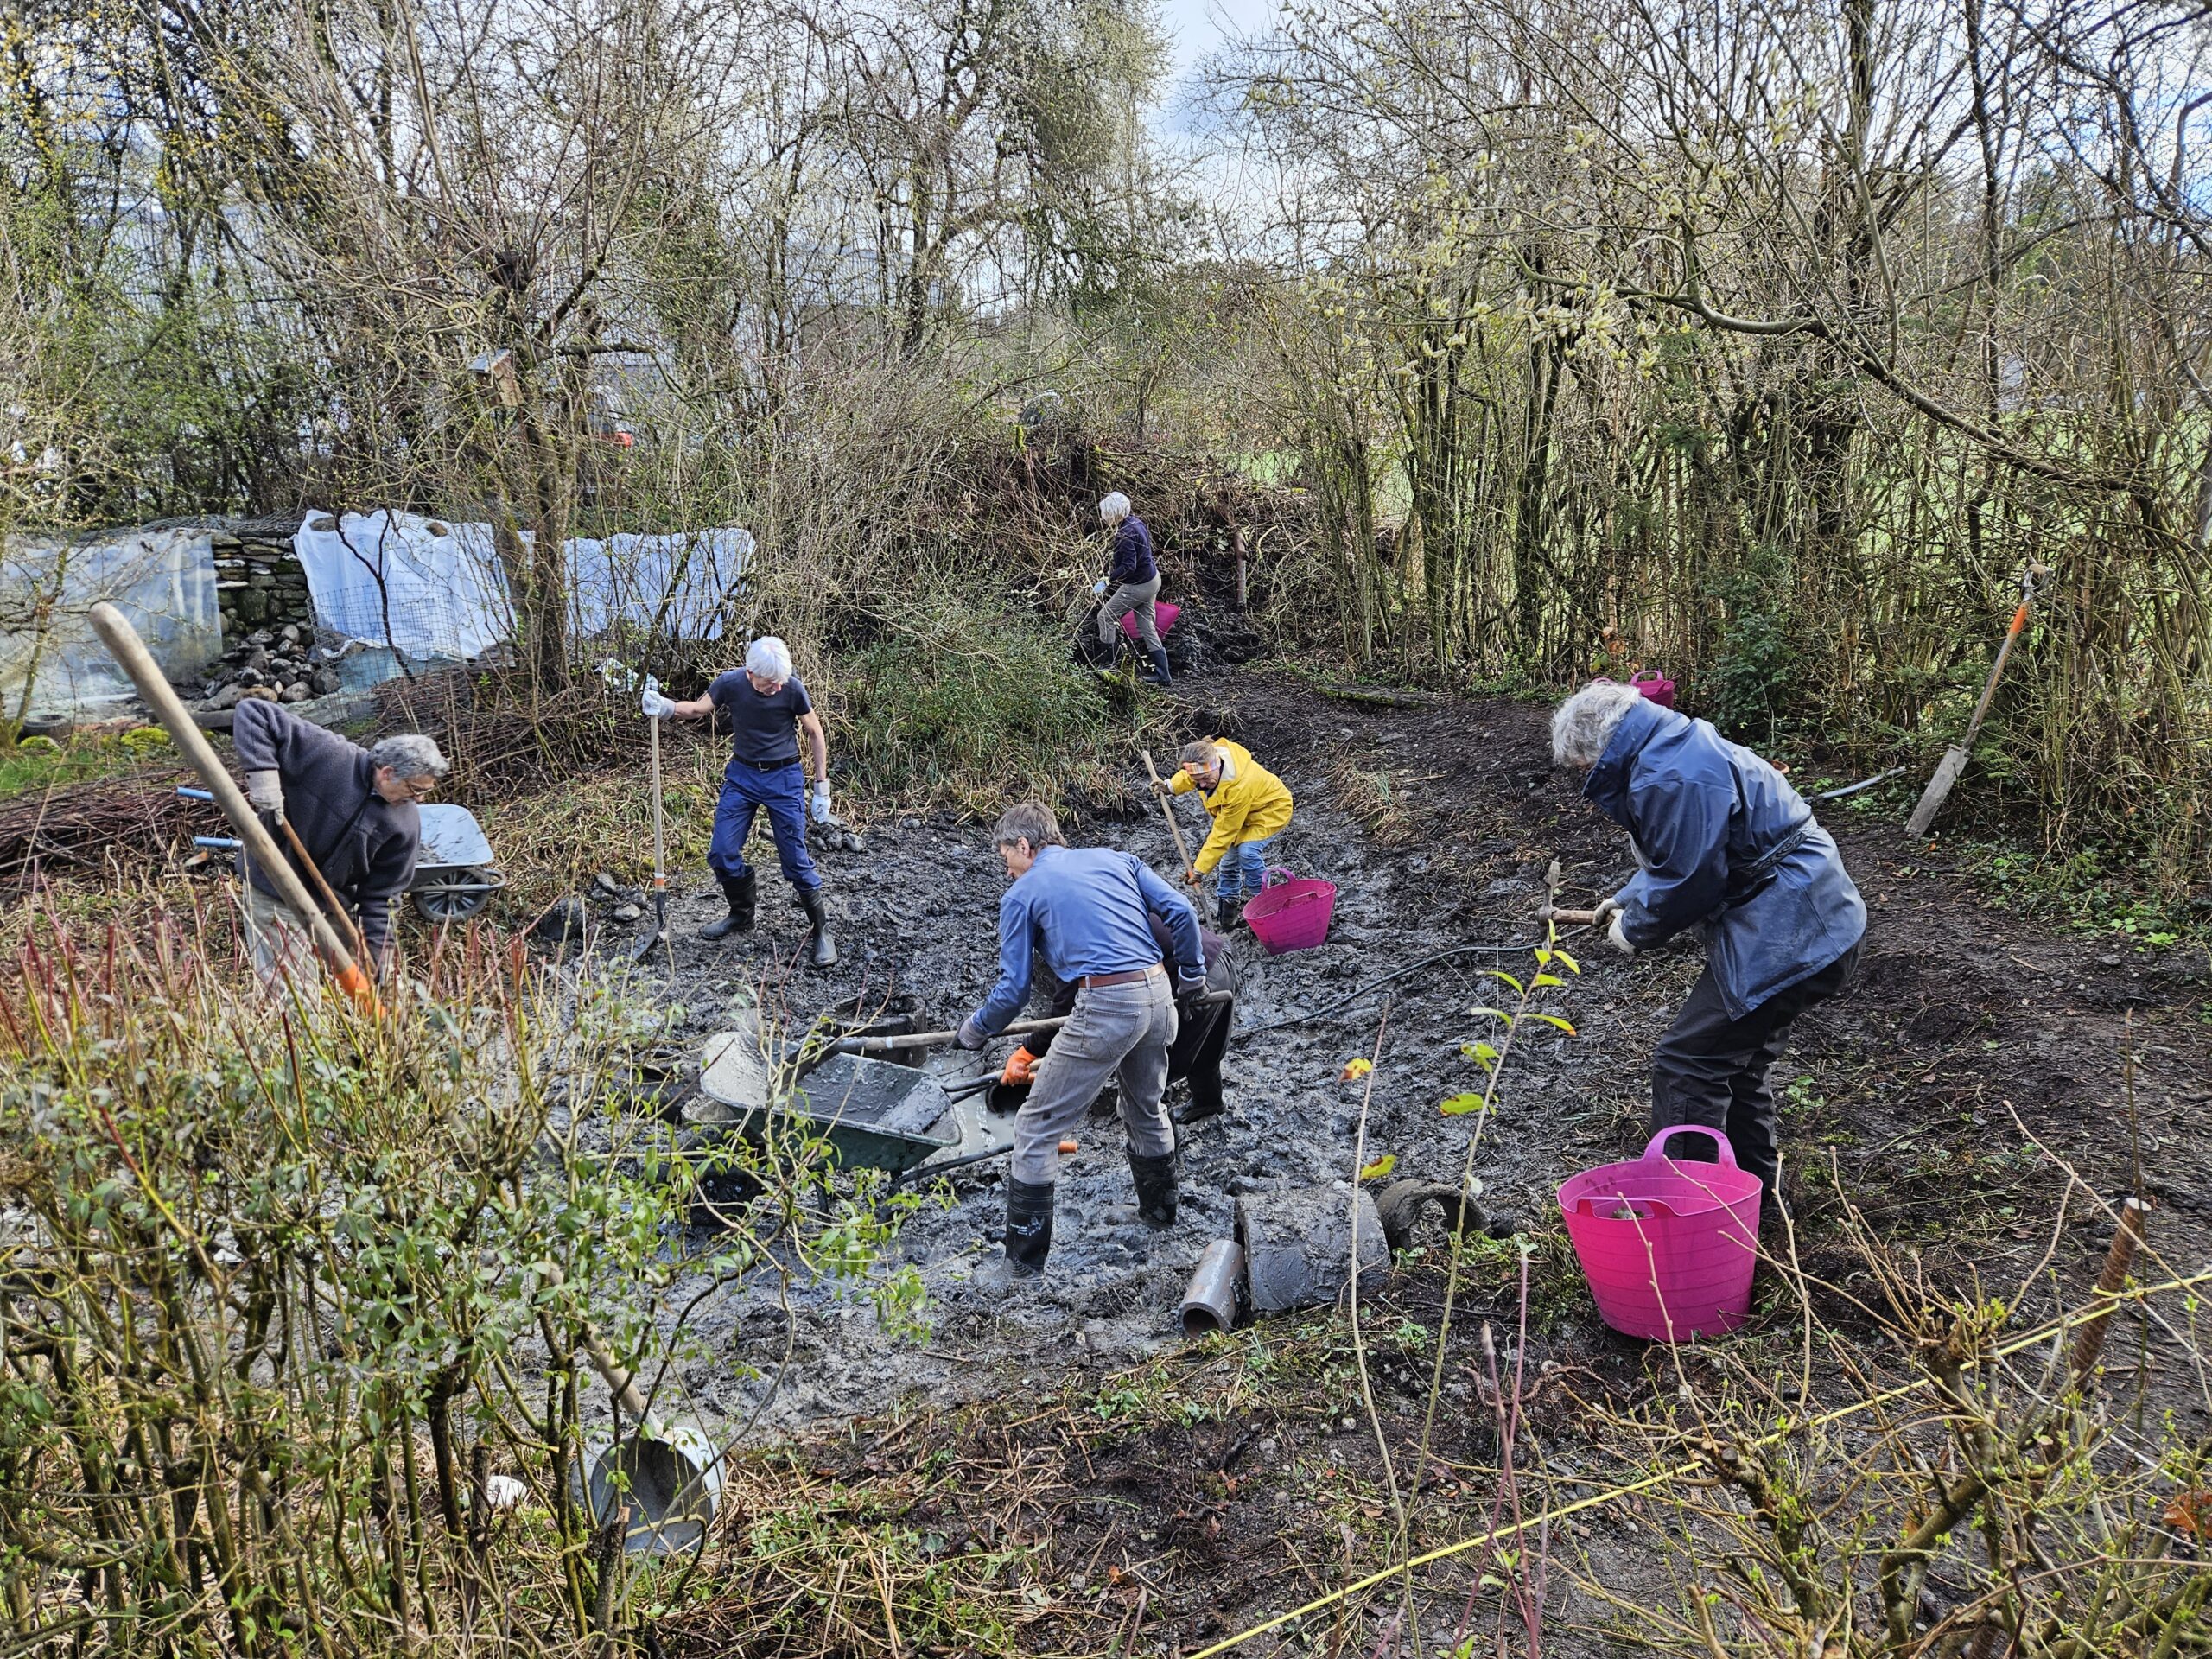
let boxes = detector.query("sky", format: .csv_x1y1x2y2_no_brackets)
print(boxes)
1148,0,1279,135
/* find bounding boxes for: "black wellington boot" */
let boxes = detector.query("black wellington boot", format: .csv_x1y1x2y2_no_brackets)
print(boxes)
698,871,755,939
1125,1149,1179,1228
975,1179,1053,1294
795,886,838,969
1145,645,1173,687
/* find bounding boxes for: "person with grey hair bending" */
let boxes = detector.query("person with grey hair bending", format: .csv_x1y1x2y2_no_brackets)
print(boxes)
1551,680,1866,1217
951,800,1207,1294
646,634,837,969
232,694,448,986
1092,492,1171,686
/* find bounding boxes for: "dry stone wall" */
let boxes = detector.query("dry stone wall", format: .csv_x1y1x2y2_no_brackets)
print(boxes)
207,512,314,635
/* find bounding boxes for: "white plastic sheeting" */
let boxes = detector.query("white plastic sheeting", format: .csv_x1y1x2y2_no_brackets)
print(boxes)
567,527,752,640
291,511,512,664
0,529,221,717
293,510,751,658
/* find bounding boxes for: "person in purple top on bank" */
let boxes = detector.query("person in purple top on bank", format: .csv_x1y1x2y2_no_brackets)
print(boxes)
1092,492,1171,686
645,635,837,969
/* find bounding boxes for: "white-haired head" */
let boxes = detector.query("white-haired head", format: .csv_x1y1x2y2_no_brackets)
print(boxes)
365,733,448,781
1098,492,1132,526
1551,680,1645,769
745,635,794,684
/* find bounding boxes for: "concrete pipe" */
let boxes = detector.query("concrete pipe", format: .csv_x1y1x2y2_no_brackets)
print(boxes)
1236,1185,1390,1316
578,1419,724,1555
1179,1238,1246,1337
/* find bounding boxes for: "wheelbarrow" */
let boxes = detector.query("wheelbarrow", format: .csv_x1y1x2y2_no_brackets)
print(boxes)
685,1019,964,1188
410,803,508,921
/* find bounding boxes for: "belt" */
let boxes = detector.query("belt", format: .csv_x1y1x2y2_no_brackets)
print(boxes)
1079,964,1166,990
729,754,801,773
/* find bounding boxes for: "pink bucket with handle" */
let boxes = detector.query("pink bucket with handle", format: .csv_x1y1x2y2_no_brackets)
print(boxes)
1558,1126,1763,1340
1623,667,1675,708
1241,867,1335,954
1118,599,1181,642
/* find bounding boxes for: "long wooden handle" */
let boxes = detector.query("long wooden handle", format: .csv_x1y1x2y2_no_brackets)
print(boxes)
89,604,376,1008
1959,600,2031,747
830,990,1232,1055
649,714,667,897
1141,749,1200,883
277,815,371,963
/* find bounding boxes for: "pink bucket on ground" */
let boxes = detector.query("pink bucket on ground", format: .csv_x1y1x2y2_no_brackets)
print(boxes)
1118,599,1181,642
1242,868,1335,954
1557,1126,1762,1341
1616,667,1675,707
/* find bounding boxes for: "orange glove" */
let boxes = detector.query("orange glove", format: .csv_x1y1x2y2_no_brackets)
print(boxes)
1001,1046,1039,1085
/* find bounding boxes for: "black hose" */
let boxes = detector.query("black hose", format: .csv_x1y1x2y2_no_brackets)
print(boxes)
1230,938,1560,1040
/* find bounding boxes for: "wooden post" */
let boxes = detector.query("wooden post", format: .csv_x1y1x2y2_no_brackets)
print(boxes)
88,602,377,1008
2071,1196,2149,1387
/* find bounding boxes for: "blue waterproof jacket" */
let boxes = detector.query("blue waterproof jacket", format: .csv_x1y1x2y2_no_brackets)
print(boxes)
1584,699,1866,1020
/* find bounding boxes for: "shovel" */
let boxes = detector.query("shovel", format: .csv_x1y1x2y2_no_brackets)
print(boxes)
1141,748,1204,892
1906,563,2051,838
632,686,671,964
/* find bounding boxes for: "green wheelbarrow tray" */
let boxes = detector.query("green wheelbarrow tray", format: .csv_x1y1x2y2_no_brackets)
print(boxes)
687,1039,959,1179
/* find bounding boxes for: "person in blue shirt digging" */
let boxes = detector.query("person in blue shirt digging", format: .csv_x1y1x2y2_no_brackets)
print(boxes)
1551,679,1866,1219
645,635,837,969
954,801,1208,1294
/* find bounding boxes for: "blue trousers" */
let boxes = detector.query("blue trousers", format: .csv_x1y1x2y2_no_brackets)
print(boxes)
1213,835,1275,903
708,763,819,892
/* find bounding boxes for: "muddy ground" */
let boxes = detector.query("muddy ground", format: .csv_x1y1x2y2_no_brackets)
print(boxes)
528,664,2212,1650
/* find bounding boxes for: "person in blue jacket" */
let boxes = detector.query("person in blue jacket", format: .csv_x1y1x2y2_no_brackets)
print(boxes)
1552,680,1866,1213
954,801,1207,1294
1093,492,1171,685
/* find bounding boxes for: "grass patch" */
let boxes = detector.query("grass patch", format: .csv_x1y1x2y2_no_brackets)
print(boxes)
0,724,175,799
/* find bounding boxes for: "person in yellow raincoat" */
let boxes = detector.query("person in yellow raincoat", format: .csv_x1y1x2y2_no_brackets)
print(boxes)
1160,738,1295,929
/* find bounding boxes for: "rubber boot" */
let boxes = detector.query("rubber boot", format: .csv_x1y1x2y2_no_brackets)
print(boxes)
698,871,755,939
1214,891,1243,931
795,886,838,969
1173,1068,1226,1126
1103,1148,1179,1230
1144,645,1173,687
974,1179,1053,1294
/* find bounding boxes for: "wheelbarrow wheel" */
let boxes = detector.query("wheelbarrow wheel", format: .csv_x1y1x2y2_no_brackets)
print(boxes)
413,866,504,923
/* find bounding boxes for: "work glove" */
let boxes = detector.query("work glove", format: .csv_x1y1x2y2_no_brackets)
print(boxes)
640,677,677,719
245,769,284,823
1606,912,1636,956
1001,1046,1039,1085
810,781,832,823
1174,968,1210,1001
1591,892,1626,927
1092,579,1109,597
954,1017,988,1051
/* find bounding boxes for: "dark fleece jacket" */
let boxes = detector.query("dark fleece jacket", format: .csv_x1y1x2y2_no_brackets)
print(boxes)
230,696,421,958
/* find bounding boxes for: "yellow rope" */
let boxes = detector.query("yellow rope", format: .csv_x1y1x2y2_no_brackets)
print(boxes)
1178,1265,2212,1659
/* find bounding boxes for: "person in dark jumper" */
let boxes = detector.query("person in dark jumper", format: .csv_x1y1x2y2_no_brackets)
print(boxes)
1551,679,1866,1215
1004,910,1236,1125
645,634,837,969
231,694,446,987
1092,491,1170,686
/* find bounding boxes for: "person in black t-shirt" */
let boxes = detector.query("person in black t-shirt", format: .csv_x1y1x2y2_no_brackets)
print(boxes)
645,635,837,968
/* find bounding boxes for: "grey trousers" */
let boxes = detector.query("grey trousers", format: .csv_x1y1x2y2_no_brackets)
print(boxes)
1098,574,1163,652
1011,969,1178,1184
241,885,318,994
